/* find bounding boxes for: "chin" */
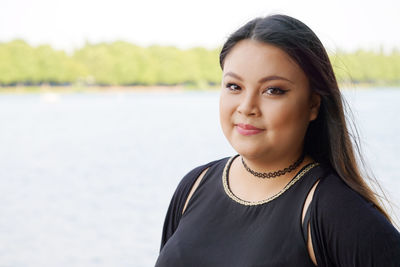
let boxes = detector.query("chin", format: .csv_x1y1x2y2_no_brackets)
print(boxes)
230,142,266,159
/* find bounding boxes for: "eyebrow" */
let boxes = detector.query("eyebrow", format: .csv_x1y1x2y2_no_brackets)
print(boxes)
223,71,294,84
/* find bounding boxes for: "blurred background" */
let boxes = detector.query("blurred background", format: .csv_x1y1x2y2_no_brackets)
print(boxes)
1,0,399,266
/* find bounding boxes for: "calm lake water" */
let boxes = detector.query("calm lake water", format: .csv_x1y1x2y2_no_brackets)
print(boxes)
1,88,399,266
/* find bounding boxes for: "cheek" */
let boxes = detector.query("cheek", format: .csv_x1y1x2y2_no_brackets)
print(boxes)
219,92,235,120
266,100,310,134
219,93,236,129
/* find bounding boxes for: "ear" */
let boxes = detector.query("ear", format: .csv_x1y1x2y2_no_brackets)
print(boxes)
309,92,321,122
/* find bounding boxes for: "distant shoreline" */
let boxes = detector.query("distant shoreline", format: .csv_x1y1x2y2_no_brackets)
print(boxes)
0,85,219,94
0,84,398,94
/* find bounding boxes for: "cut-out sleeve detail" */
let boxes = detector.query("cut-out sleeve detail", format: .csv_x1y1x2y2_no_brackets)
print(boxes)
302,204,312,242
159,158,224,252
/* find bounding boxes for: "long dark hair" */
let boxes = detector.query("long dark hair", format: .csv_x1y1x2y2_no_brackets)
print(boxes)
219,14,392,222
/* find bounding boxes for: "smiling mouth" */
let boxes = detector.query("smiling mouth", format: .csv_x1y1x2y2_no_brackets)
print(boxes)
235,123,265,136
236,123,263,130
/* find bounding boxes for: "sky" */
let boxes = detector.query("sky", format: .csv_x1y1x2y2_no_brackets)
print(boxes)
1,0,399,53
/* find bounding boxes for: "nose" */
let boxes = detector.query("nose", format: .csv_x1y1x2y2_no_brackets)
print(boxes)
237,92,260,116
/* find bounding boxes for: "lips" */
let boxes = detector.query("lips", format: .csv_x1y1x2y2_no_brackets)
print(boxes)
235,123,265,136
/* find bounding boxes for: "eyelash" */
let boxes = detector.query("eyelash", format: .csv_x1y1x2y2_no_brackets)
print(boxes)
225,83,287,95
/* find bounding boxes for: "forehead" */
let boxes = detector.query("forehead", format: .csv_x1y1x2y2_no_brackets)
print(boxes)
223,39,307,82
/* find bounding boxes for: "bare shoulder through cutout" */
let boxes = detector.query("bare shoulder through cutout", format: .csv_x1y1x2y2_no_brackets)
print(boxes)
301,179,321,266
181,167,210,215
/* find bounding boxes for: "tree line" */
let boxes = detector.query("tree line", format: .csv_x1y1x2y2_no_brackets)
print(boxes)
0,40,399,87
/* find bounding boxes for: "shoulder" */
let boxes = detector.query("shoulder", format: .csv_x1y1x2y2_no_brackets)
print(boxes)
175,156,230,196
312,169,397,231
159,156,230,252
313,169,392,231
314,170,372,213
168,156,231,217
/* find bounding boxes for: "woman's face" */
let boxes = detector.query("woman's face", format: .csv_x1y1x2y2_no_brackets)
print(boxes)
219,39,320,161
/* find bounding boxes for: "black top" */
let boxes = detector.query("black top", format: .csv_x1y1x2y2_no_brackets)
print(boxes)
155,155,400,267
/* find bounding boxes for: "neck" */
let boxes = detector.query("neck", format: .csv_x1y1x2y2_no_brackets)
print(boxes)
242,153,304,178
241,150,306,174
229,152,316,198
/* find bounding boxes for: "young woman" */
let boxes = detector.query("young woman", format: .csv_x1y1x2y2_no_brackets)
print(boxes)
155,14,400,266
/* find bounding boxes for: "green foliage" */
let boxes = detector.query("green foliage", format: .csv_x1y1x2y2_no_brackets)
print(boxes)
0,39,399,87
0,40,85,85
330,48,400,86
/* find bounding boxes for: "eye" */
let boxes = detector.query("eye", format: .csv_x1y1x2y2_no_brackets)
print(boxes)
226,83,241,92
264,87,287,95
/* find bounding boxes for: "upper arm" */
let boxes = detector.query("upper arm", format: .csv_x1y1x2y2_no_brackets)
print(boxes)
160,162,216,252
181,167,210,215
310,175,400,266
